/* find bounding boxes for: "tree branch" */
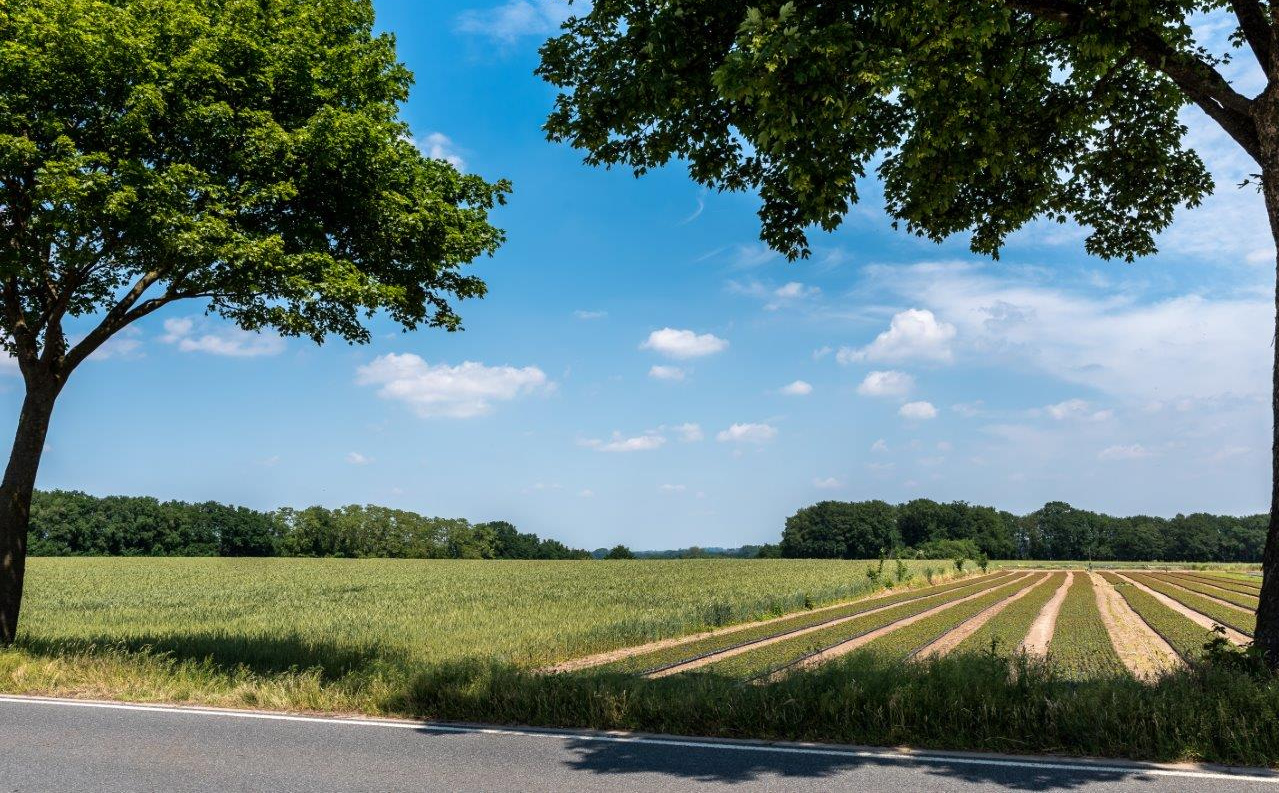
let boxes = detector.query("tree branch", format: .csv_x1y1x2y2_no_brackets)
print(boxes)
59,269,163,375
1006,0,1263,163
1230,0,1272,70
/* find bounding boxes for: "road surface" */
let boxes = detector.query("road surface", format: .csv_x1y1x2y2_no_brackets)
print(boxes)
1,695,1276,792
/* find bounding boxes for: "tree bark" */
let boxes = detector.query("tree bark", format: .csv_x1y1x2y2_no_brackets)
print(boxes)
1257,82,1279,662
0,385,57,645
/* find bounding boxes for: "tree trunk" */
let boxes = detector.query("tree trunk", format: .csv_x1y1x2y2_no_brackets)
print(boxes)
0,386,57,645
1257,86,1279,661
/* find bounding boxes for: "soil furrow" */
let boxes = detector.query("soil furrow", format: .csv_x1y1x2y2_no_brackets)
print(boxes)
1090,572,1181,680
1020,571,1073,656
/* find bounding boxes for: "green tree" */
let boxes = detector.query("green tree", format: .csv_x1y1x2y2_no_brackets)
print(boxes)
604,544,636,559
0,0,510,641
538,2,1279,657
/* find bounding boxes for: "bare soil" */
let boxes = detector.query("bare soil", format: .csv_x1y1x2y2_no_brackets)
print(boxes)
1020,572,1073,657
1090,572,1182,679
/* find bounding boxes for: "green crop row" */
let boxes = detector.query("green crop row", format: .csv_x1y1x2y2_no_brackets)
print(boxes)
1150,573,1258,609
1168,572,1260,597
1049,574,1125,681
1125,573,1255,637
599,570,1015,674
1102,573,1215,661
698,573,1035,681
952,571,1067,656
858,574,1046,662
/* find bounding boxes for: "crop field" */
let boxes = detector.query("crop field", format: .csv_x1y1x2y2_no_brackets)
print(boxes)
1,559,1276,765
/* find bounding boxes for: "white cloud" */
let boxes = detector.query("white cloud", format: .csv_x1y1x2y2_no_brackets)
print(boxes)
580,431,666,453
729,279,822,310
871,439,889,453
649,365,686,381
716,423,778,444
862,262,1269,402
673,423,704,442
1098,444,1153,461
658,483,687,493
640,328,729,359
346,452,373,465
813,477,842,489
812,346,833,360
779,380,813,396
1209,445,1250,462
415,132,465,169
574,310,607,320
355,353,550,418
161,317,285,358
899,401,939,420
579,489,594,498
837,309,956,364
454,0,570,43
88,327,144,361
856,370,915,398
1041,399,1113,422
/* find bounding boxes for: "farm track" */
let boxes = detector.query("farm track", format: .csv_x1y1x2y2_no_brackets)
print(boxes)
758,573,1040,680
1102,572,1218,662
1167,572,1260,597
1090,572,1181,679
1021,571,1074,656
915,573,1054,659
1146,573,1259,610
636,572,1019,678
1114,573,1251,644
546,570,982,673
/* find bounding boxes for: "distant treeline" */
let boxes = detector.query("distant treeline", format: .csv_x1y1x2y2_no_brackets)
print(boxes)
28,490,592,559
779,499,1266,562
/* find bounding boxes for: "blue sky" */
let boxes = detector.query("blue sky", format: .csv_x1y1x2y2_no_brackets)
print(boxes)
12,3,1274,550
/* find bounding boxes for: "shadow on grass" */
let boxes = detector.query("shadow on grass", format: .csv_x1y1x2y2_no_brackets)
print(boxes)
397,651,1279,773
16,631,406,681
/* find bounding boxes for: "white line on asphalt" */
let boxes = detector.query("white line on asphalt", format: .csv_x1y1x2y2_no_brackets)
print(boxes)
1,694,1275,783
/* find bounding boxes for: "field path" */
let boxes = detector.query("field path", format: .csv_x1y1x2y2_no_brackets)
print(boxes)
1143,574,1254,614
1090,573,1181,679
641,573,1016,679
780,573,1038,674
1115,573,1249,645
546,572,977,673
915,573,1053,660
1020,571,1073,656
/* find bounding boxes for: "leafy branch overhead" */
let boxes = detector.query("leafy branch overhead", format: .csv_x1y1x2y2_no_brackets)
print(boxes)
537,0,1268,261
0,0,511,384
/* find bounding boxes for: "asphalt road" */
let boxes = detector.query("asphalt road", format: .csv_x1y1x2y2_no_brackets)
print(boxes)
1,695,1277,792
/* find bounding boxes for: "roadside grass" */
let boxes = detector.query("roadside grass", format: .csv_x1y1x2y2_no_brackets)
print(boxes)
953,572,1066,655
1049,574,1125,681
403,653,1279,767
1126,572,1256,636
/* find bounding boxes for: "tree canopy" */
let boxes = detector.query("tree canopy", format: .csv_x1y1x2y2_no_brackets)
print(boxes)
538,1,1220,262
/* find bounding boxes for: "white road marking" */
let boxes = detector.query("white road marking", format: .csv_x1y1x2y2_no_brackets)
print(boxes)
0,694,1275,783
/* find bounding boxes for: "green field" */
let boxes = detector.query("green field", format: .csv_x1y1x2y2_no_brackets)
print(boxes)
3,558,1278,766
